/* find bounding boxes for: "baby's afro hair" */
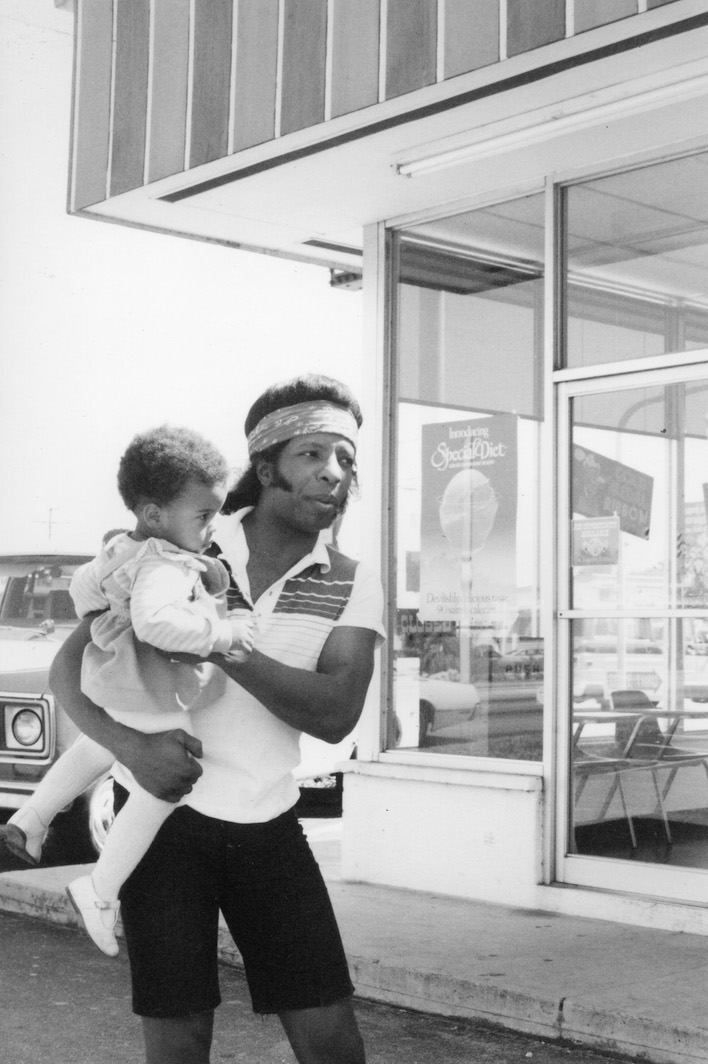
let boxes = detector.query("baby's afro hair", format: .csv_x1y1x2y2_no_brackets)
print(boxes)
117,425,229,513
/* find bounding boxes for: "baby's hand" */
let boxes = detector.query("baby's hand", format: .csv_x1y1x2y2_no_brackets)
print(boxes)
227,612,255,662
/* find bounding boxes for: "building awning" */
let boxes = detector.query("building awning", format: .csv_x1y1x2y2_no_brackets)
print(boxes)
69,1,708,269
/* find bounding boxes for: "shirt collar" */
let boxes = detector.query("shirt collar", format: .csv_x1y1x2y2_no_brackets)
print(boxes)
218,507,332,574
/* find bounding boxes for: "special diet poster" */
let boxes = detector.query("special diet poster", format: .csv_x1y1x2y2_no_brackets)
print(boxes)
419,415,518,626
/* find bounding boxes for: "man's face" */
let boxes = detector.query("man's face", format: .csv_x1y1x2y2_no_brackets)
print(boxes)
262,432,356,534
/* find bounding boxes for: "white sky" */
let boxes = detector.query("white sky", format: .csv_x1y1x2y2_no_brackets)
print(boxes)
0,0,364,555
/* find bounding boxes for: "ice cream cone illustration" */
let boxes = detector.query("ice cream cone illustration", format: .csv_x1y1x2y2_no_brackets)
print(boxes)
439,469,499,591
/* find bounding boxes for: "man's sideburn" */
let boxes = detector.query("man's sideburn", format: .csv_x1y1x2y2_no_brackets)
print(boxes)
266,455,352,518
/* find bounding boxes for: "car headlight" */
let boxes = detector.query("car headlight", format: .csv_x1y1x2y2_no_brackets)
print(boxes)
12,708,43,747
0,696,52,759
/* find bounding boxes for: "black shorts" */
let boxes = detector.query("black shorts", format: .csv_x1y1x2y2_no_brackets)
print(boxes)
114,784,354,1017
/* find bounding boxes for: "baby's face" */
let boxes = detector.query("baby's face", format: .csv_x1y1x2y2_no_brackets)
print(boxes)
157,479,226,553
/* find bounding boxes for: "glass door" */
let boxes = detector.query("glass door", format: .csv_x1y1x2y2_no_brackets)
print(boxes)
557,362,708,903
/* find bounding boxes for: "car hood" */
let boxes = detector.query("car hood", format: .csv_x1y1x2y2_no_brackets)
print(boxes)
420,676,481,708
295,733,357,782
0,634,63,695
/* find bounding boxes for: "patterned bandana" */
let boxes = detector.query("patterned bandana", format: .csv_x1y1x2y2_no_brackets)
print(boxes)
246,400,359,457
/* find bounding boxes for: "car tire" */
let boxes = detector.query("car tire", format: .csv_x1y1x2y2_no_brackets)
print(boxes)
40,773,115,864
419,700,434,748
86,773,116,854
295,772,343,818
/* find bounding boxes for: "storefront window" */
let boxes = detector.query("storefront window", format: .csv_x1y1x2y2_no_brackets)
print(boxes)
389,194,546,760
565,151,708,369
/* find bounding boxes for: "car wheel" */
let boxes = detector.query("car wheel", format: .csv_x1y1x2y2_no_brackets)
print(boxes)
419,700,434,748
86,773,116,855
41,786,107,865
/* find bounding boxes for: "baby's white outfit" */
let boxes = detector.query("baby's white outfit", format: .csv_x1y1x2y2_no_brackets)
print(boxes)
73,532,233,725
9,532,244,934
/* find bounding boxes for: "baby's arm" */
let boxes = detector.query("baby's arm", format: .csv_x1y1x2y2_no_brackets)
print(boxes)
70,556,111,617
130,553,250,658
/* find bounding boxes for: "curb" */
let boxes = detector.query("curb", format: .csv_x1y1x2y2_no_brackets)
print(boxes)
341,959,707,1064
1,866,706,1064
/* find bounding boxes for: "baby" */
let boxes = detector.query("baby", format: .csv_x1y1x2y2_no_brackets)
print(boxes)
3,426,252,956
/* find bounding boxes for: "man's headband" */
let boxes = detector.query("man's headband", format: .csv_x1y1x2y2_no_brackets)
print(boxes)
247,400,359,457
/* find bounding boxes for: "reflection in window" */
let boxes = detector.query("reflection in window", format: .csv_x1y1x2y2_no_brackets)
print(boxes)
390,194,546,761
571,617,708,866
565,151,708,369
570,381,708,613
565,150,708,867
569,377,708,866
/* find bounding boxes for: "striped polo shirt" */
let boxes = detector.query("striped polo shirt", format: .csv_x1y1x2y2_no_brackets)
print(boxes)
210,527,363,671
173,507,386,823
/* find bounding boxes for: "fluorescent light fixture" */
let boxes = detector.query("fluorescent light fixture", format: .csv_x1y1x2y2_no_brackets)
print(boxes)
395,70,708,177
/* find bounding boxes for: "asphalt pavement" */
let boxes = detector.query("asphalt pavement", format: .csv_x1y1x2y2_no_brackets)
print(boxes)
0,909,635,1064
1,819,707,1064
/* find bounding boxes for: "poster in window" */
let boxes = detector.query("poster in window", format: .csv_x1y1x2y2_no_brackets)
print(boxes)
572,445,653,539
419,415,518,626
572,516,619,566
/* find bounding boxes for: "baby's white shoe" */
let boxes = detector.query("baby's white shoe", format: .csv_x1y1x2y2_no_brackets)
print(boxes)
67,875,120,957
2,807,47,865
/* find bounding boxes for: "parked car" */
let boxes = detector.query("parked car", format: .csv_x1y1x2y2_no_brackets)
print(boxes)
572,636,708,706
0,553,103,859
0,552,354,857
418,671,481,746
396,641,544,754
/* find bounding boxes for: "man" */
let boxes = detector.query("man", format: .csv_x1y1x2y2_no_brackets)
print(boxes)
49,374,385,1064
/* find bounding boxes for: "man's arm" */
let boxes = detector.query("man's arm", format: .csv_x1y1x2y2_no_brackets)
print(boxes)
48,617,203,802
211,625,377,743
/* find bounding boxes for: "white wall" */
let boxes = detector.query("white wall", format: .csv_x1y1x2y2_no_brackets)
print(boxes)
341,763,544,905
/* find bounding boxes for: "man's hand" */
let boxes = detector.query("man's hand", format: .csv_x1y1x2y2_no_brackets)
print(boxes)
227,612,255,663
122,729,204,803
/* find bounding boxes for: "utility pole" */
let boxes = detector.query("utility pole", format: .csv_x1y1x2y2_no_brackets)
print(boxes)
34,508,68,542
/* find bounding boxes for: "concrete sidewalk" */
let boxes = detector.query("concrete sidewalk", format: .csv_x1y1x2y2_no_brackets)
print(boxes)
0,823,706,1064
